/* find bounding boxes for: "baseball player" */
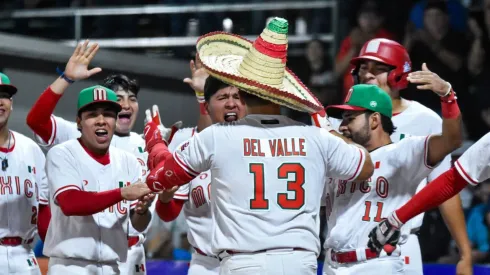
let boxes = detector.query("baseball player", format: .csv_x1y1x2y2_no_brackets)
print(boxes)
329,38,472,274
155,72,248,275
321,83,462,275
25,40,178,275
368,131,490,255
43,84,154,275
145,18,374,275
0,73,49,275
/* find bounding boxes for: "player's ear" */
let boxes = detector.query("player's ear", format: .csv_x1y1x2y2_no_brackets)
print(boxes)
370,112,381,130
76,116,82,131
204,102,210,115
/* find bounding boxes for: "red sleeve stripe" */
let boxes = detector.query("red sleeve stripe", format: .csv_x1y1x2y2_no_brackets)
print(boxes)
39,198,49,203
174,193,189,200
173,152,199,176
423,135,435,169
455,160,479,185
47,115,57,146
53,185,81,199
345,148,364,181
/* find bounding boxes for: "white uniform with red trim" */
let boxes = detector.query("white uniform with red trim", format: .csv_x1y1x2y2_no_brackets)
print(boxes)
330,100,451,274
172,115,366,274
168,127,219,275
323,135,437,275
0,131,48,275
43,139,141,275
455,132,490,185
33,115,150,275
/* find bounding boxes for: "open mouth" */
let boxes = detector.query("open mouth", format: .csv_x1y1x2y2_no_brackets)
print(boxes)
95,129,108,137
224,112,238,122
118,112,132,123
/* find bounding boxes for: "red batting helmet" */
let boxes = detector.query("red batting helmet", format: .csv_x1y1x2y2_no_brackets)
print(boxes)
350,38,411,91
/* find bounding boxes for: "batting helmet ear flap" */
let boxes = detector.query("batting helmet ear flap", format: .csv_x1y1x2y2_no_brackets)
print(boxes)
387,66,410,91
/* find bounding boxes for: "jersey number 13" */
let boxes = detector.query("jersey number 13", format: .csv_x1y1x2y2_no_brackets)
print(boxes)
249,163,305,210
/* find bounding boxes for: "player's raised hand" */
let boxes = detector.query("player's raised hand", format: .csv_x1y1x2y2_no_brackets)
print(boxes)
407,63,451,96
143,105,182,152
183,54,209,103
134,193,156,214
367,212,403,255
64,40,102,81
121,182,152,201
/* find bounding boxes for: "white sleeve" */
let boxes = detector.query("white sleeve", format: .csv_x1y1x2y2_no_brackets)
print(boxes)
168,128,195,153
173,184,190,201
320,129,366,181
46,146,82,202
329,117,342,133
35,115,80,148
455,133,490,185
34,144,49,205
172,127,213,177
399,136,435,184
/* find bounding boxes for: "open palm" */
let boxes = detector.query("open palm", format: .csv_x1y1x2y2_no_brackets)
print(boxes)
183,55,209,94
64,40,102,81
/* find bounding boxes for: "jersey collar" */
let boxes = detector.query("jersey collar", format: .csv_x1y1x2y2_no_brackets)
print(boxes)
77,138,110,165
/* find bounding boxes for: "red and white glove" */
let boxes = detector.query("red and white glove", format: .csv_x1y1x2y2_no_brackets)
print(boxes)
310,109,334,132
143,105,182,148
367,212,403,255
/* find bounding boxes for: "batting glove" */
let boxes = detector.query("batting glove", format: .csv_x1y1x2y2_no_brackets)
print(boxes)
311,109,334,132
144,105,182,146
367,212,403,255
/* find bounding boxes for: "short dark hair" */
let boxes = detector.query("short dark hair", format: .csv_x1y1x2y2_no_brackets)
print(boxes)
101,74,140,96
239,90,269,107
364,110,396,135
204,76,229,102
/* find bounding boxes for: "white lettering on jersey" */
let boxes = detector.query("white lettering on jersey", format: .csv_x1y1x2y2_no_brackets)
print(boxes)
455,132,490,185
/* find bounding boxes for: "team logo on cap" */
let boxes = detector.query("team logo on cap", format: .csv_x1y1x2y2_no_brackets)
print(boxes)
403,61,411,73
93,87,107,101
370,101,377,108
344,88,353,103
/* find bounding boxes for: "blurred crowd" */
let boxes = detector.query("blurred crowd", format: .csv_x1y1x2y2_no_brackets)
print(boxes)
4,0,490,265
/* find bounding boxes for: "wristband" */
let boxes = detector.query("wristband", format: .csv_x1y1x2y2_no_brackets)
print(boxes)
441,90,460,119
56,67,75,84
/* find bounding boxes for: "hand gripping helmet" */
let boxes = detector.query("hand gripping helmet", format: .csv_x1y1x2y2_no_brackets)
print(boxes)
350,38,412,91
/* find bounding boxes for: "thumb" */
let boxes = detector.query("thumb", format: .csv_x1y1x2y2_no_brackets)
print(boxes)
183,78,192,84
421,63,429,72
87,67,102,77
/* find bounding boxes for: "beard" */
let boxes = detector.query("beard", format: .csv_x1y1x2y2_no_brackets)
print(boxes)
350,122,371,147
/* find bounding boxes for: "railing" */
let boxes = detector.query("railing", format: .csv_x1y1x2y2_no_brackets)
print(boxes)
0,1,338,49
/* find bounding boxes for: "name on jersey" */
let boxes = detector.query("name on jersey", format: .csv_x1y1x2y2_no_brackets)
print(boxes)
0,176,38,200
243,138,306,157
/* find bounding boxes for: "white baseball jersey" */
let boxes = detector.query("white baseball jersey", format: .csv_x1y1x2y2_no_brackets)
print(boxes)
330,100,451,229
168,127,214,255
172,114,366,255
34,115,148,237
43,139,142,262
324,135,436,251
455,132,490,185
0,131,48,240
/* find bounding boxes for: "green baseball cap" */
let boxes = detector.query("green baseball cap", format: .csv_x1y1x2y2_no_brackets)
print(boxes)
326,84,393,118
77,85,122,114
0,73,18,96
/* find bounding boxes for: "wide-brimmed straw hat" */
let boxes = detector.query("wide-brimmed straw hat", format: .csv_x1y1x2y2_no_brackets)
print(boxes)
196,17,323,113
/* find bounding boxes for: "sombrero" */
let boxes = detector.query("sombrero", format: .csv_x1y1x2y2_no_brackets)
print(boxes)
196,17,323,113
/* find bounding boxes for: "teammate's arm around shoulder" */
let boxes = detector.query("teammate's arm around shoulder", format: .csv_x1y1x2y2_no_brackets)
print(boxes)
320,128,374,182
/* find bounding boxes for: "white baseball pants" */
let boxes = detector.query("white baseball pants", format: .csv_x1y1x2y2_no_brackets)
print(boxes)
0,244,41,275
219,249,317,275
188,252,220,275
118,242,147,275
322,249,404,275
399,234,423,275
47,257,119,275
